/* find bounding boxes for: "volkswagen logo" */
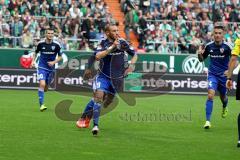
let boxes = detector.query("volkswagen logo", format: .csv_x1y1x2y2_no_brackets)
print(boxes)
182,55,205,73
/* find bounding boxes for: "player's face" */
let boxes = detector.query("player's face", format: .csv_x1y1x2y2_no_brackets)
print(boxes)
213,28,224,43
45,30,54,41
107,26,119,40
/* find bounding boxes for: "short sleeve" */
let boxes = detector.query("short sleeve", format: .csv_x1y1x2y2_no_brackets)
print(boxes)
94,40,105,56
119,39,136,56
126,45,136,57
232,38,240,56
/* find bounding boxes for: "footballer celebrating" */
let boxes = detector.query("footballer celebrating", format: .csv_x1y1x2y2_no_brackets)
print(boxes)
76,24,137,135
198,25,232,129
31,28,62,111
226,37,240,147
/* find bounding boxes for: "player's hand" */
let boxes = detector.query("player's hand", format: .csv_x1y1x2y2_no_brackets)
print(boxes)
197,45,205,55
106,38,119,54
30,61,35,68
47,61,56,67
83,69,93,80
124,64,135,77
112,38,119,48
224,70,228,77
226,79,233,90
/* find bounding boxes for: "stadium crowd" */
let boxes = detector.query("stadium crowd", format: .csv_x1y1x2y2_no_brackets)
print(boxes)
0,0,115,50
121,0,240,53
0,0,239,53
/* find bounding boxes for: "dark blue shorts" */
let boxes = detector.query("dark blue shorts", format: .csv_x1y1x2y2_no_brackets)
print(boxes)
208,73,227,95
93,74,123,95
37,68,55,85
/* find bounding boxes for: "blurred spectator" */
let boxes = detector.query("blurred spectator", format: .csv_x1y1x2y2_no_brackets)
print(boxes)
0,0,239,52
10,15,23,47
123,4,139,40
120,0,240,53
157,39,171,54
22,29,33,48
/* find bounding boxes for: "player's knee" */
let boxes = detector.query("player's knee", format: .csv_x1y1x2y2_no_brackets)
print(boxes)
39,83,46,89
44,86,48,92
207,94,214,100
103,99,113,108
94,94,104,104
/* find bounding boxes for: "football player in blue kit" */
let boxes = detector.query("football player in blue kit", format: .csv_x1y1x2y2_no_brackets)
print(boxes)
198,25,232,129
76,24,138,135
31,28,62,111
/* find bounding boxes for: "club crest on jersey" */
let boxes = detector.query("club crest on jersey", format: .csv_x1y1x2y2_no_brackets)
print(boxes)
51,46,55,50
220,48,224,53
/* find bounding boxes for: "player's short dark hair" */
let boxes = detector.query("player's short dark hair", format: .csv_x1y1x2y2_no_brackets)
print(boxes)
46,27,54,32
104,23,117,32
214,25,225,31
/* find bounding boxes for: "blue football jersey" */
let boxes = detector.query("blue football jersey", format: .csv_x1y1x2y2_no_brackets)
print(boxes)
202,41,232,76
36,39,62,71
94,38,136,79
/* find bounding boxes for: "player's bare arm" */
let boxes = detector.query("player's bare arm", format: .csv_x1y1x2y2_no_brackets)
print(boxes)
30,52,36,68
95,39,119,60
197,45,205,62
226,55,238,89
125,54,138,75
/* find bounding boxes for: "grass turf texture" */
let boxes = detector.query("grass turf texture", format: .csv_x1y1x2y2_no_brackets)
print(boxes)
0,89,239,160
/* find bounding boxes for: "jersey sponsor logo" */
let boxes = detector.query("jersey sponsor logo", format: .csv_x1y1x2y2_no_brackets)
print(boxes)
52,46,55,50
42,51,55,54
210,55,225,58
182,55,205,73
210,50,213,53
42,47,45,50
33,51,68,69
108,52,125,55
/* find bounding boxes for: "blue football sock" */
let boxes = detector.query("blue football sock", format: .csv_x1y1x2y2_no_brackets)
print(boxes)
93,102,101,126
238,113,240,141
221,97,228,108
38,88,44,106
81,99,94,119
206,99,213,121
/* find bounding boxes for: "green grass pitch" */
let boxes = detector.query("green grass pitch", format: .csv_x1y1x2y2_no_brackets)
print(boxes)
0,89,239,160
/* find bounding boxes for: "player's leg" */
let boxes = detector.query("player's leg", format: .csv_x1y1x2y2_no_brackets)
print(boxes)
101,78,121,109
218,77,228,118
92,90,105,135
103,93,115,108
37,69,47,111
204,89,215,128
76,75,110,130
38,80,46,104
44,70,55,92
99,93,119,116
82,98,94,119
76,97,94,128
238,113,240,147
219,93,228,118
204,75,217,129
90,75,112,135
44,85,48,92
220,95,228,118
